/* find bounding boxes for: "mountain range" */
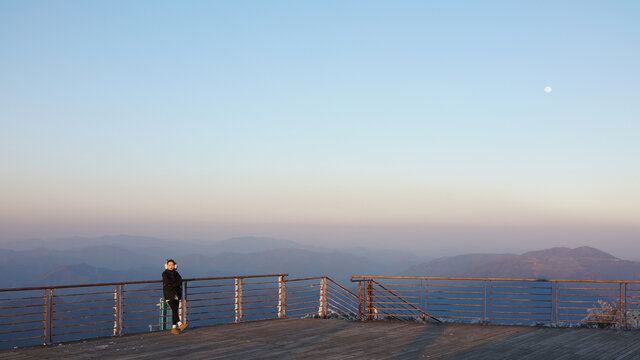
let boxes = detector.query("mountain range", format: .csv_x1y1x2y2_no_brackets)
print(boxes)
403,246,640,281
0,235,420,287
1,235,639,289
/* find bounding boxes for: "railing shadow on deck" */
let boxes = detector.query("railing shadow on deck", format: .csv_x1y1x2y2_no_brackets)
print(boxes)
3,274,640,349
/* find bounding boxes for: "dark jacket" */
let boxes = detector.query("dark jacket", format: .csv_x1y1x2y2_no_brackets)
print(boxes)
162,269,183,301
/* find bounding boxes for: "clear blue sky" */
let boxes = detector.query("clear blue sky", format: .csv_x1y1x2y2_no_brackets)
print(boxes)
1,1,639,256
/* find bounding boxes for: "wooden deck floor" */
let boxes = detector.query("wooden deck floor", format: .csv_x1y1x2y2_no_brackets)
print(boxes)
2,319,640,359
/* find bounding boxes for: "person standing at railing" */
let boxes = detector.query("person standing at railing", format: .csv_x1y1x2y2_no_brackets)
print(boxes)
163,259,188,334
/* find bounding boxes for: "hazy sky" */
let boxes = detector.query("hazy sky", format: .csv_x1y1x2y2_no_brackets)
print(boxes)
1,1,639,257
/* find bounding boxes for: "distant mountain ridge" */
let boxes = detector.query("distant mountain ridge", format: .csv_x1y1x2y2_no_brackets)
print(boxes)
212,236,310,253
0,235,417,288
30,263,157,287
181,248,389,284
3,235,639,289
402,246,640,281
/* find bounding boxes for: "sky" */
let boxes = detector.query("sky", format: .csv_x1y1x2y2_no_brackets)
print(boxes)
1,1,639,257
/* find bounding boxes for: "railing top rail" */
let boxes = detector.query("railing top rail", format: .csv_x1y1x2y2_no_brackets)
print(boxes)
351,275,640,284
0,274,288,293
285,276,325,282
184,274,288,282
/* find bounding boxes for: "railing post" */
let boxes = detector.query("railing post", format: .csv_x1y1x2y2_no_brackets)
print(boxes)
182,281,188,326
278,275,286,318
235,278,243,323
624,282,628,329
283,276,287,318
367,280,373,321
113,285,119,336
323,277,327,317
358,281,362,321
619,282,624,329
119,284,124,336
422,279,427,318
554,281,558,327
43,289,49,345
318,277,327,318
483,280,487,325
48,288,53,344
549,281,554,326
487,280,492,325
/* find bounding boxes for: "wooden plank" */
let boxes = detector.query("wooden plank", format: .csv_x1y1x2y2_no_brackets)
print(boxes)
3,319,640,359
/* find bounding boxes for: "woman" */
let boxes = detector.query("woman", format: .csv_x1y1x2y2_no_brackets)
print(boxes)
162,259,188,334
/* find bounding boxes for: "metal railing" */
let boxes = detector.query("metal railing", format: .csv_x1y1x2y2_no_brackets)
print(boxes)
0,274,359,349
5,274,640,349
283,277,360,319
351,276,640,328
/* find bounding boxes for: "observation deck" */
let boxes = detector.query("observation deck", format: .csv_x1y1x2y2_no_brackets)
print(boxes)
2,274,640,359
3,318,640,359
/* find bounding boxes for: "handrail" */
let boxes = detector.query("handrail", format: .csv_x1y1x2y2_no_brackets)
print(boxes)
0,274,292,349
0,274,289,293
351,275,640,329
4,273,640,350
351,275,640,284
1,274,365,349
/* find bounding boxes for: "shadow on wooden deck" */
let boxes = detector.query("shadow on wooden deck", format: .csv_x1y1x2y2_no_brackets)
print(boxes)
2,318,640,359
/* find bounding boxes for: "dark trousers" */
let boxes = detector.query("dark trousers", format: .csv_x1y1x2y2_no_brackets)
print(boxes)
167,299,180,325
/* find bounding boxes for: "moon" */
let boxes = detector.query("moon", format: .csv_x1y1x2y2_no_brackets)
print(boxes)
544,86,552,93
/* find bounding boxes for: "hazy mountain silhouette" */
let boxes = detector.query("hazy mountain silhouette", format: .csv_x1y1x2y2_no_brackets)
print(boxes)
402,246,640,281
3,235,639,289
2,247,385,288
210,236,310,253
0,236,406,288
342,247,425,267
28,263,158,287
0,248,74,288
182,248,387,284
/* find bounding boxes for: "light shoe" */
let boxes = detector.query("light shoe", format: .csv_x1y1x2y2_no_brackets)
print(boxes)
179,323,188,332
171,328,179,335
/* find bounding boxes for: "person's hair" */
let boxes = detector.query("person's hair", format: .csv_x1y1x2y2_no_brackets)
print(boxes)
166,259,176,265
